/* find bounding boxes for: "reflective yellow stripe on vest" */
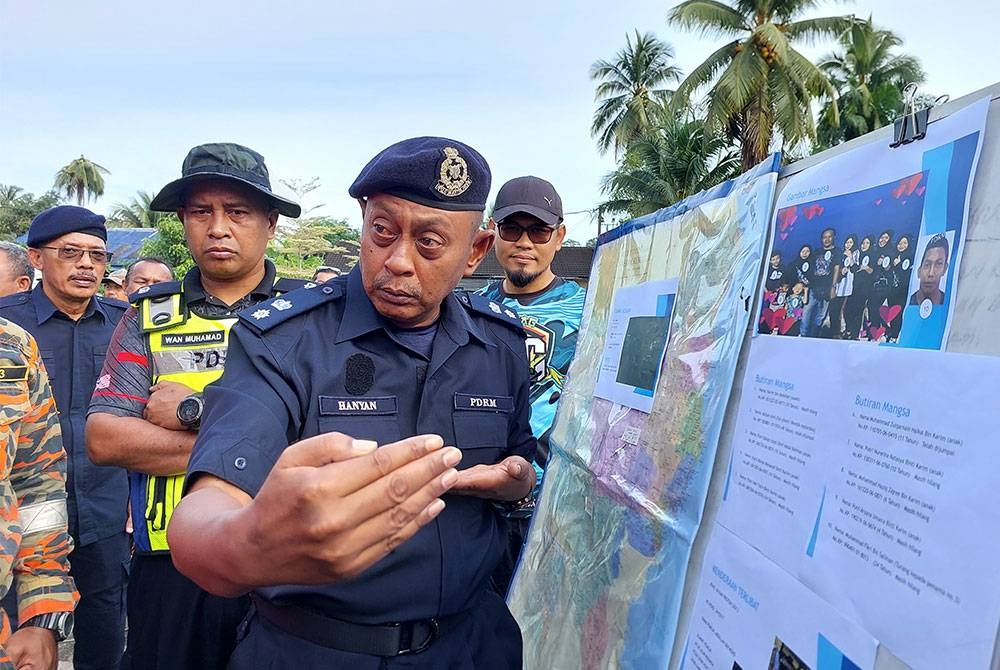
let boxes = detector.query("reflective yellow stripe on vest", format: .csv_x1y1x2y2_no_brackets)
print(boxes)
144,311,237,552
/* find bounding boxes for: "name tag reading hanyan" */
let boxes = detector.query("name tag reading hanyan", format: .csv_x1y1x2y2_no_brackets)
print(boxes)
0,365,27,382
454,394,514,412
319,396,398,415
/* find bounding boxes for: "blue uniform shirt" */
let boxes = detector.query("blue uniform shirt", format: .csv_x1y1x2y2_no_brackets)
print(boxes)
187,268,536,624
0,285,128,546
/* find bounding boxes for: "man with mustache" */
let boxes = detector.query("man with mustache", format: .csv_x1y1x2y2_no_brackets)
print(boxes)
0,206,129,669
86,143,307,669
169,136,536,668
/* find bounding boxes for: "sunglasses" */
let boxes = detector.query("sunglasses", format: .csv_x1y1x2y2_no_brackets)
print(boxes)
496,222,557,244
40,246,113,265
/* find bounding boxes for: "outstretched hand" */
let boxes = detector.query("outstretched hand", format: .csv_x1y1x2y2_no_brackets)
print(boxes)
170,432,463,594
450,455,535,502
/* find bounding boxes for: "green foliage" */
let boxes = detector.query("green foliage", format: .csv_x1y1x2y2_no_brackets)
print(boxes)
815,17,925,150
599,116,741,220
669,0,851,169
270,216,360,279
0,185,59,240
139,215,194,277
54,155,110,206
109,191,177,228
590,31,682,156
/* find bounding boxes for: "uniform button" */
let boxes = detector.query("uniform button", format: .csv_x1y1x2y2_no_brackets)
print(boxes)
234,457,247,470
460,295,469,304
322,287,334,294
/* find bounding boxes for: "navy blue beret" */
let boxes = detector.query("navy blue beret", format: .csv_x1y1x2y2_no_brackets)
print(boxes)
349,136,491,212
26,206,107,248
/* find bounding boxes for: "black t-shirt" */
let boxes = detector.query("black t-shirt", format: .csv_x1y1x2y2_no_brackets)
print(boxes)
808,246,838,293
765,264,786,292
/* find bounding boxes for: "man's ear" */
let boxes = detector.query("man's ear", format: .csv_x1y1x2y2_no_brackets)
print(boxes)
15,275,31,292
555,223,567,251
27,248,43,271
267,210,279,239
464,229,495,277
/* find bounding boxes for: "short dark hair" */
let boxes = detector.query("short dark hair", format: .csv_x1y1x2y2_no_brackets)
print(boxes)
0,241,33,280
921,233,949,263
311,265,340,281
125,256,174,286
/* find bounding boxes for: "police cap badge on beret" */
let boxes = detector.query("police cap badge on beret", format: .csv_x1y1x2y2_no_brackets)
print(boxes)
26,205,108,248
150,142,301,218
349,136,491,212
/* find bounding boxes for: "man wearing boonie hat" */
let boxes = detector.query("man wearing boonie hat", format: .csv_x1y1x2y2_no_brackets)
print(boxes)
0,205,130,669
477,176,586,594
170,136,536,668
101,268,129,302
85,142,308,669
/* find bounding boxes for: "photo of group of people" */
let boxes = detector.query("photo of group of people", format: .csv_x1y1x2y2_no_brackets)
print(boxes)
758,172,947,343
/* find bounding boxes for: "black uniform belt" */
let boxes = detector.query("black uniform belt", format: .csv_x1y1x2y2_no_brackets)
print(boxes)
250,593,468,656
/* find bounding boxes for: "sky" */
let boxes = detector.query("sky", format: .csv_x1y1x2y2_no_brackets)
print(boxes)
1,0,996,243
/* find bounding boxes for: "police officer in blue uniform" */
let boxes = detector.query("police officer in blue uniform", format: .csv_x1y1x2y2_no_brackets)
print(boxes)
0,206,129,669
169,136,536,668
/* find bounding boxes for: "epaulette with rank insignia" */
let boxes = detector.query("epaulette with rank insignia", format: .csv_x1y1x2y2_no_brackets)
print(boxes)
273,277,311,294
133,281,185,333
0,292,30,309
96,295,128,308
457,291,523,331
129,280,183,304
239,281,344,334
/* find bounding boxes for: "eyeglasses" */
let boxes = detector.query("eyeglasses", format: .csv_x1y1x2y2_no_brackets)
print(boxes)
496,222,557,244
40,247,113,265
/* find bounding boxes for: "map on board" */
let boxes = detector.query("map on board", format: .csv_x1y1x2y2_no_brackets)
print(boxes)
507,156,780,669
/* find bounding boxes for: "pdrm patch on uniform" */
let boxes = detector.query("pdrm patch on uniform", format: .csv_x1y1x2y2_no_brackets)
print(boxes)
0,365,28,382
319,396,398,415
453,393,513,412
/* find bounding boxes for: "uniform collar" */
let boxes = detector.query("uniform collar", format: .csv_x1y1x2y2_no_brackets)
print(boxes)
336,267,489,347
31,283,102,325
181,259,277,307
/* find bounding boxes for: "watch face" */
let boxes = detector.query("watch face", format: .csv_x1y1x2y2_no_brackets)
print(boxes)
178,397,202,425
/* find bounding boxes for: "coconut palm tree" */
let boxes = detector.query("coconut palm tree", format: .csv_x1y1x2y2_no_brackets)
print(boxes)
599,116,741,220
669,0,852,170
591,31,682,156
54,155,110,206
816,17,925,149
109,191,176,228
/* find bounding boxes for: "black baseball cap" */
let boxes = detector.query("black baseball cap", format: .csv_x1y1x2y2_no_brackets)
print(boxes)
492,176,563,227
150,142,301,218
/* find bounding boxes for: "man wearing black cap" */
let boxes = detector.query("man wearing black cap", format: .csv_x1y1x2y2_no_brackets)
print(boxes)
0,205,129,670
478,176,586,592
169,136,536,668
85,142,307,669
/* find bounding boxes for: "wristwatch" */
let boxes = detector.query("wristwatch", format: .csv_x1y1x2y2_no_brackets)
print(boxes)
176,393,205,430
494,493,536,519
24,611,74,642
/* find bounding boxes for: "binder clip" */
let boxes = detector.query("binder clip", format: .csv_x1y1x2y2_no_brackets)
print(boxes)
890,84,950,147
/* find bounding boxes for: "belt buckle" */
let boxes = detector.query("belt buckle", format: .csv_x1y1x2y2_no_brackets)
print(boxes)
396,618,439,655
